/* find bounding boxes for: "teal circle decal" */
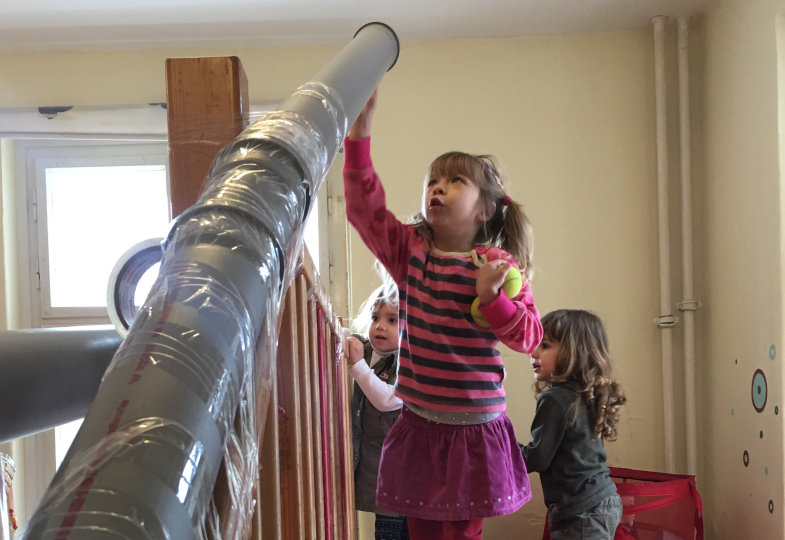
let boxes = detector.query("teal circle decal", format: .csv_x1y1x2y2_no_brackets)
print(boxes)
770,345,776,360
752,369,767,412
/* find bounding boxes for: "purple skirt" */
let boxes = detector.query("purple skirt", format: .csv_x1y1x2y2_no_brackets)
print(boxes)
376,407,532,521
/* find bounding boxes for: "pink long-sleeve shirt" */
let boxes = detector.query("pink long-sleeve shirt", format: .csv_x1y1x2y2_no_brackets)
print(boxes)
344,138,542,413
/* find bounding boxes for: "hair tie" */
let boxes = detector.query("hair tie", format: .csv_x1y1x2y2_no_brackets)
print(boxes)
503,195,512,206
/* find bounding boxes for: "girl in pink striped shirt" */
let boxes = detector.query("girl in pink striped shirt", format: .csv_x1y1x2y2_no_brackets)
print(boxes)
344,91,542,540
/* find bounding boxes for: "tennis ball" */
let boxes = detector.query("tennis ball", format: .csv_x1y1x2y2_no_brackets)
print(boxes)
471,297,490,327
471,266,522,327
502,267,523,298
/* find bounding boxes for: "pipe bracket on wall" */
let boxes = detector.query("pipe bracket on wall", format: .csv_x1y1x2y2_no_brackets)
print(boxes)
654,315,679,328
677,300,700,312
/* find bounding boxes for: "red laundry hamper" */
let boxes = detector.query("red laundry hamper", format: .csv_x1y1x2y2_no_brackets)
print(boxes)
542,467,703,540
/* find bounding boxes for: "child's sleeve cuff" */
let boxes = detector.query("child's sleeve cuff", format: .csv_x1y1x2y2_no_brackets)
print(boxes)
343,137,372,169
479,293,517,327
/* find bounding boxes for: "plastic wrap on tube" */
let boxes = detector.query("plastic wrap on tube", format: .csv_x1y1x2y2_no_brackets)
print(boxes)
0,453,14,540
20,21,399,540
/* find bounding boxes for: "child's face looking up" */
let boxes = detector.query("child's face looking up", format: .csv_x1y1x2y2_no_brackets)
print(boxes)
369,302,399,354
530,335,560,382
423,173,485,252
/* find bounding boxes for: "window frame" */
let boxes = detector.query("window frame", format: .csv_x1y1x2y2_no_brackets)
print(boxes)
16,139,171,328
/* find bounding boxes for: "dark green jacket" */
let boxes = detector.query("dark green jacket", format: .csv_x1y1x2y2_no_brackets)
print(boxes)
520,381,617,523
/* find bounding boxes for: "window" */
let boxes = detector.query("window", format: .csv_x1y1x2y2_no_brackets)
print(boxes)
4,136,173,525
19,141,171,327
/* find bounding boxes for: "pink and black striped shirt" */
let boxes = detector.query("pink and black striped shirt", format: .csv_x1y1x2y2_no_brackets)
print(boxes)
344,138,542,413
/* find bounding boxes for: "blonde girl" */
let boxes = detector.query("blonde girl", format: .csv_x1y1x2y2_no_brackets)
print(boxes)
343,90,542,540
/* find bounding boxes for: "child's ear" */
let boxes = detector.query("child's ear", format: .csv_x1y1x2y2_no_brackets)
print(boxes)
478,202,497,222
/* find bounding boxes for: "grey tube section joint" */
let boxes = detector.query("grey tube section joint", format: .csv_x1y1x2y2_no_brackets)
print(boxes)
0,328,122,443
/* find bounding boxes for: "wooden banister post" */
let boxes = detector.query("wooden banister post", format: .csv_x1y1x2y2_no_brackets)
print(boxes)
165,56,249,217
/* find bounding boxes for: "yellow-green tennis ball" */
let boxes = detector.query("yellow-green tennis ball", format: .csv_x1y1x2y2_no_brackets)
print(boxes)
502,267,523,298
471,297,490,327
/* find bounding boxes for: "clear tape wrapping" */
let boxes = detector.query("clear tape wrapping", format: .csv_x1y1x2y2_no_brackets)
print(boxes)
19,21,399,540
0,453,14,540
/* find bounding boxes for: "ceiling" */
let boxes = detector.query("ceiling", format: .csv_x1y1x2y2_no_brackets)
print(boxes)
1,0,717,54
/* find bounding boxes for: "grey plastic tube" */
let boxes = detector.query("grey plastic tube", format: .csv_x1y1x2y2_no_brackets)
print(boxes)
21,22,398,540
0,327,122,443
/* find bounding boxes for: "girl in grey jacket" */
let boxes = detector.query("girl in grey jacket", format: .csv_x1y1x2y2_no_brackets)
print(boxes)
520,309,627,540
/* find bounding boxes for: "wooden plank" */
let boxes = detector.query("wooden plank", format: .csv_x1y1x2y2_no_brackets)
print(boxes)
309,294,327,540
322,316,341,540
164,56,248,217
255,346,281,540
339,347,358,540
260,384,282,540
328,332,344,539
316,306,335,540
276,285,306,538
295,274,318,540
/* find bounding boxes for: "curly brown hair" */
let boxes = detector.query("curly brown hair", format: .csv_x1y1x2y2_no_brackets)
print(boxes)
535,309,626,441
409,151,534,279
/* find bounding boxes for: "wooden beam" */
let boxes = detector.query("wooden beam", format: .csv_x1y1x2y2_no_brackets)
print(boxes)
164,56,248,217
277,284,306,539
295,273,318,540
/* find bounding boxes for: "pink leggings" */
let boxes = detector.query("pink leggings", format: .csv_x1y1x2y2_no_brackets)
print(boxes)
406,517,484,540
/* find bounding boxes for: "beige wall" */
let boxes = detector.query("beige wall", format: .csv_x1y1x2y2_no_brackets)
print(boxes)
1,5,779,536
701,0,785,538
346,30,664,538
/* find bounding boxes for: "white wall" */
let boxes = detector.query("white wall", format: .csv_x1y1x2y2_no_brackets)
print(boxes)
345,30,664,538
701,0,785,538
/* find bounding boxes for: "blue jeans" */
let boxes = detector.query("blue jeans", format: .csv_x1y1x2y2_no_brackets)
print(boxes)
375,514,409,540
548,493,623,540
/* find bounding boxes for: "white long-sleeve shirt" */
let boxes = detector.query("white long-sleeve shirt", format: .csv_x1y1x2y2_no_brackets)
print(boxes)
350,353,403,412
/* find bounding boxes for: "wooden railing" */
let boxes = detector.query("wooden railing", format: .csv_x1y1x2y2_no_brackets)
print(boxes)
255,251,355,540
206,250,355,540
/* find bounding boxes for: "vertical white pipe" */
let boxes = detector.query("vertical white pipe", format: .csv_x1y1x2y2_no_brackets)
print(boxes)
677,15,698,477
652,15,676,473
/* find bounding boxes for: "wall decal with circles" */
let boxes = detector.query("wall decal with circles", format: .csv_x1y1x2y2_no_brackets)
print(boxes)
752,368,767,413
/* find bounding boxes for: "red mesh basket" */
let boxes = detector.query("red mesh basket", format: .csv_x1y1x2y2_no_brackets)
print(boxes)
542,467,703,540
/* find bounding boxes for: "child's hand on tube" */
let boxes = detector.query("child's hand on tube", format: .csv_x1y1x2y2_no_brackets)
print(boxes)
347,88,378,140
